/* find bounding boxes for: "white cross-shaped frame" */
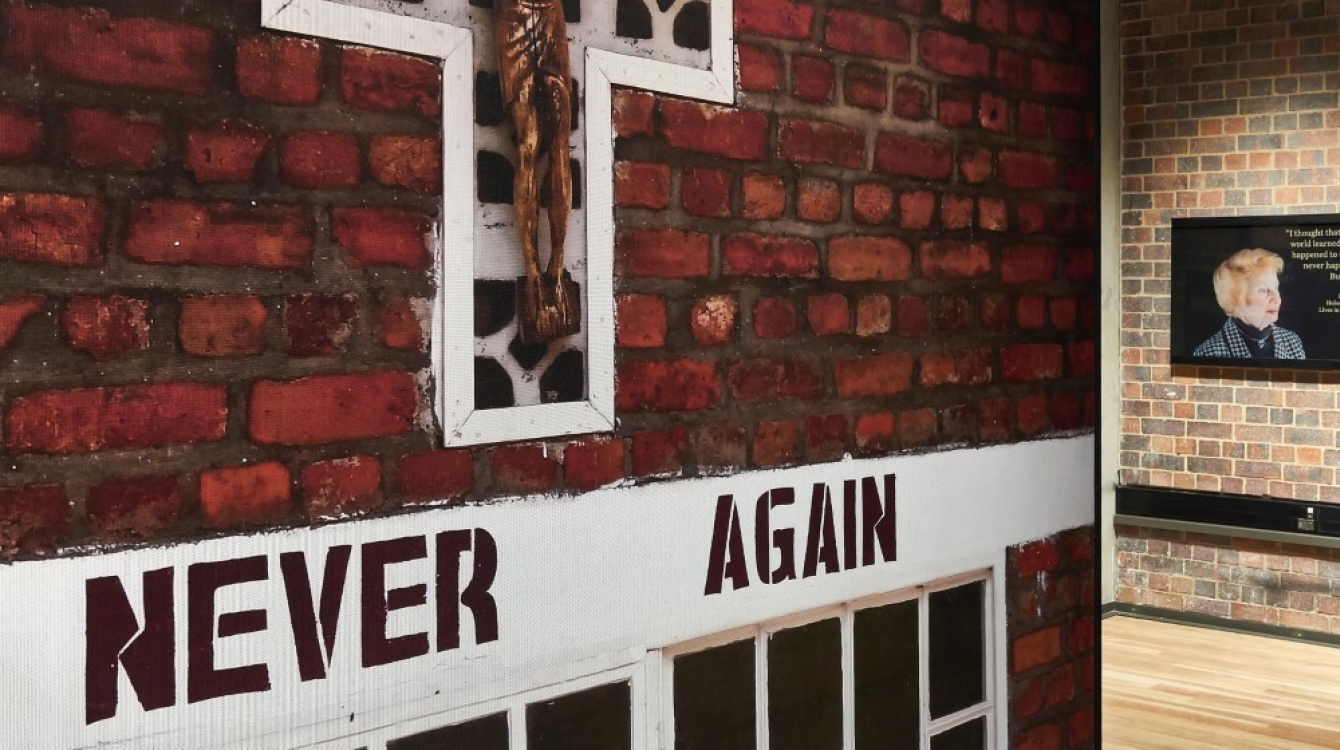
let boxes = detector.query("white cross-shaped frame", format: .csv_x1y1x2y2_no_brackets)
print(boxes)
262,0,735,447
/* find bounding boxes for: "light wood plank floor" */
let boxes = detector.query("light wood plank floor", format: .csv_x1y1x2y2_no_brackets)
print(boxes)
1103,615,1340,749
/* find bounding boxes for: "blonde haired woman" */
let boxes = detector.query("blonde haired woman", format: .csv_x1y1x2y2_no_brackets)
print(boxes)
1193,248,1306,359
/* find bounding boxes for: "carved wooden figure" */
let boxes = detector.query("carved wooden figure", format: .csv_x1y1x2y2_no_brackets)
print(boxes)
494,0,581,343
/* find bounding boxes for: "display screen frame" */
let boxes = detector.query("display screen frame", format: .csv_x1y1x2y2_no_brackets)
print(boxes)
1170,213,1340,369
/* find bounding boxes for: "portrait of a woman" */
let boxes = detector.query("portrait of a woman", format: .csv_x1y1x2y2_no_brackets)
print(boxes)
1193,248,1306,359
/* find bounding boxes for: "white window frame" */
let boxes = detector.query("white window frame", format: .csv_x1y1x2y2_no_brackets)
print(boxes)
655,569,997,750
261,0,735,447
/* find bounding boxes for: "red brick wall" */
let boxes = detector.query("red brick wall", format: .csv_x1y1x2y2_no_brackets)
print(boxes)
1117,0,1340,628
0,0,1095,559
1008,525,1095,750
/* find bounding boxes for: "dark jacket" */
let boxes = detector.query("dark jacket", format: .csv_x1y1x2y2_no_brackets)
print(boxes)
1192,318,1306,359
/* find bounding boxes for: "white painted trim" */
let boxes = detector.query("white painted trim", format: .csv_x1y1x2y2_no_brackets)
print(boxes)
1099,0,1123,604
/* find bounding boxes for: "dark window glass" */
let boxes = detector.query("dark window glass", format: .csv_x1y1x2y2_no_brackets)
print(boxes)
930,717,986,750
929,581,985,718
674,639,756,750
527,681,631,750
854,599,919,749
387,712,509,750
767,618,842,750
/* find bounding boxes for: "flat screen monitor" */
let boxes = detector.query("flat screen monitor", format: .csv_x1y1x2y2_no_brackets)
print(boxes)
1170,213,1340,369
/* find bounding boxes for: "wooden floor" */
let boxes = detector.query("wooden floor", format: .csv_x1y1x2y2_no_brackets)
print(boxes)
1102,615,1340,749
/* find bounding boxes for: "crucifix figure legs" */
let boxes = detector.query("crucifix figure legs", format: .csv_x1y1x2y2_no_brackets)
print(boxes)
495,0,581,343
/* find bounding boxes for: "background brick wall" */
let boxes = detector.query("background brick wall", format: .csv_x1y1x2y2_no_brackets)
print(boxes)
1118,0,1340,627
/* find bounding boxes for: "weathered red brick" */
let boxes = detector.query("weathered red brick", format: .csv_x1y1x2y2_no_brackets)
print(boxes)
997,48,1027,88
1001,344,1065,382
824,9,909,61
854,412,895,454
807,293,850,335
752,297,798,339
236,34,321,105
941,195,973,230
723,233,820,277
617,293,667,348
919,240,991,278
613,89,655,137
936,295,974,334
979,92,1009,133
734,0,814,40
563,438,625,490
940,0,971,22
377,297,425,351
1017,722,1063,750
199,463,291,529
919,347,992,388
737,43,782,92
1031,58,1089,97
980,396,1013,442
899,190,934,230
4,4,215,95
489,444,558,494
63,295,150,360
179,295,267,357
937,86,974,128
919,30,990,78
797,178,840,223
301,456,382,520
0,193,105,266
829,236,912,281
691,295,738,346
249,370,418,446
1049,297,1078,331
1051,106,1085,141
65,108,160,169
845,65,887,111
780,119,864,169
893,76,930,120
661,99,768,160
369,135,442,193
0,105,42,161
618,228,710,278
1069,340,1095,377
0,295,46,353
1003,245,1058,284
331,207,432,270
5,383,227,453
834,353,914,397
791,55,834,103
1017,201,1047,234
1019,102,1048,138
978,0,1009,33
286,294,357,357
125,200,311,269
979,196,1008,230
1015,538,1061,576
682,167,733,217
698,421,747,469
875,133,952,180
853,183,894,224
398,449,474,502
897,295,929,338
1013,625,1062,673
753,419,799,467
728,358,821,402
899,408,937,447
184,119,271,184
856,294,891,337
1017,295,1048,330
632,428,688,477
614,161,671,209
616,360,719,412
1051,390,1083,430
280,131,361,189
87,475,180,538
0,484,67,557
959,147,994,184
340,47,441,117
742,172,786,219
1001,150,1059,190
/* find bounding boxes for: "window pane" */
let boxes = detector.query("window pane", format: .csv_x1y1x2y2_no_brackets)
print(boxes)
527,681,631,750
854,599,919,749
768,618,842,750
674,639,756,750
930,717,986,750
929,581,985,718
387,712,508,750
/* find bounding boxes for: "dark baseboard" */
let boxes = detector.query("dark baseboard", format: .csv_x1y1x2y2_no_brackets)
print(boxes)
1116,485,1340,539
1103,602,1340,649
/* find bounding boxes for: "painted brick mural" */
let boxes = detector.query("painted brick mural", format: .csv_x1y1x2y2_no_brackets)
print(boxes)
0,0,1095,559
1117,0,1340,628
